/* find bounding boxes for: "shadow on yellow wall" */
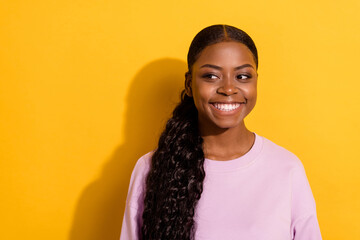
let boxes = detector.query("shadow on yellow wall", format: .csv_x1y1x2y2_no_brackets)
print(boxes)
68,58,187,239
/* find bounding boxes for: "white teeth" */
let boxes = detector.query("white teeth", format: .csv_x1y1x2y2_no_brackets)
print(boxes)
213,103,241,111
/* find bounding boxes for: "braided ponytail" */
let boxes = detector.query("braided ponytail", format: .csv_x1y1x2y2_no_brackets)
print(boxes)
142,92,205,239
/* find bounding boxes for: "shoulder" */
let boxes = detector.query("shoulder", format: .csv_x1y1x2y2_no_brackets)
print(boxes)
258,134,305,171
131,151,153,178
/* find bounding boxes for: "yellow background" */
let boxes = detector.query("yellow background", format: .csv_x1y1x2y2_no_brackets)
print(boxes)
1,0,359,239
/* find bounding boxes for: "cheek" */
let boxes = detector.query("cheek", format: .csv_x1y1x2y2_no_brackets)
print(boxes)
241,83,257,100
193,82,213,102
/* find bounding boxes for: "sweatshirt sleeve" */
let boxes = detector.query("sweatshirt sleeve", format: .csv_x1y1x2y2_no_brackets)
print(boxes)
120,205,142,240
290,161,322,240
120,153,151,240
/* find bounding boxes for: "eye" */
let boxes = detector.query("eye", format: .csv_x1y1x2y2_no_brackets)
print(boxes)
202,73,219,80
236,74,251,81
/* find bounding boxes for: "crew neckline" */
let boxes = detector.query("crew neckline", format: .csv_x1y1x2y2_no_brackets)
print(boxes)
204,132,264,172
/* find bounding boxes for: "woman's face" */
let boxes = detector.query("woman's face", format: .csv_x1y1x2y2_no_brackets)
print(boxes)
186,41,258,132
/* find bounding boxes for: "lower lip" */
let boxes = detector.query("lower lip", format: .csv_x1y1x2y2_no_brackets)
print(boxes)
209,103,244,115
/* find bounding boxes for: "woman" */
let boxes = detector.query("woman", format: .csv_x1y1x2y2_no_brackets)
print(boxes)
120,25,322,240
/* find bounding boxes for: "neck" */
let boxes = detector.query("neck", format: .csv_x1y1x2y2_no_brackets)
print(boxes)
200,122,255,161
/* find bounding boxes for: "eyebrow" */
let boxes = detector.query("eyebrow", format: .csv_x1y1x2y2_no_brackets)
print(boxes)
200,64,254,70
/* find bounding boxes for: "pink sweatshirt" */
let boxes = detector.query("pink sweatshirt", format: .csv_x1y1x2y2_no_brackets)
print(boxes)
120,133,322,239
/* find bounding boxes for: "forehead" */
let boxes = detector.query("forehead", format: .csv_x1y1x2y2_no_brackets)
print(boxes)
193,41,256,68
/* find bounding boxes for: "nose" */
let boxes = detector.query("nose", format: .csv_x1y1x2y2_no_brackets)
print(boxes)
216,78,238,96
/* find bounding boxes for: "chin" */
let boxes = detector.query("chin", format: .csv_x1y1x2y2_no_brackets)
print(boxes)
198,114,246,132
213,120,244,130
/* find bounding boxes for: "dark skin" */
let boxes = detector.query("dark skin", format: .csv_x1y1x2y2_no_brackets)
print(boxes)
185,41,258,161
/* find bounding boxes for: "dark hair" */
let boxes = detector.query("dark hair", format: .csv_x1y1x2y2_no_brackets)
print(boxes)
141,24,258,240
187,24,258,73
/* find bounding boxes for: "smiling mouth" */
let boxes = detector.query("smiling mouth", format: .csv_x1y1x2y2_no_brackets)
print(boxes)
211,102,244,111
